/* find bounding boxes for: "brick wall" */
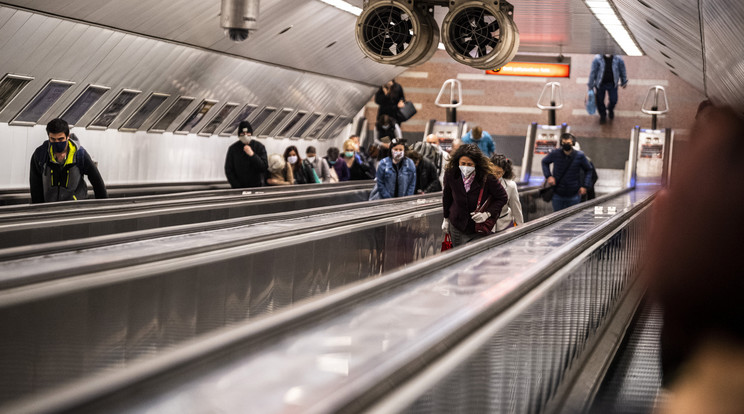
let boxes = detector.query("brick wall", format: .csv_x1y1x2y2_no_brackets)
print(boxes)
365,51,705,169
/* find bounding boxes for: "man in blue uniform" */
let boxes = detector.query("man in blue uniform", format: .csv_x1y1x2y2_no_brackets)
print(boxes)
29,118,107,203
541,133,594,211
588,54,628,124
461,126,495,157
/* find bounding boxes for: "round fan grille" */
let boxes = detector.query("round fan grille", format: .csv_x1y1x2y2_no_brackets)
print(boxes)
448,8,502,59
442,1,520,70
355,2,438,66
360,5,414,58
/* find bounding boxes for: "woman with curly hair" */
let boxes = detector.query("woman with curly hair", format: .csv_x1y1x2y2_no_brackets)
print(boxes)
442,144,507,246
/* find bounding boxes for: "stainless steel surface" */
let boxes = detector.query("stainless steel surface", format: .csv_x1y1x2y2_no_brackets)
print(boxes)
0,0,403,87
397,199,652,414
589,302,664,414
520,122,537,183
624,126,639,188
0,186,373,248
0,197,443,406
0,194,441,288
0,180,371,211
14,188,655,414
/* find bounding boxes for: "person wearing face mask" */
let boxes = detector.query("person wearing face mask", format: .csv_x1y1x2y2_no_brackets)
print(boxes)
441,144,507,247
375,79,406,124
541,133,595,211
368,138,416,200
225,120,268,188
343,139,374,181
489,154,523,231
29,118,107,203
305,146,331,183
588,53,628,124
283,145,316,185
325,146,349,182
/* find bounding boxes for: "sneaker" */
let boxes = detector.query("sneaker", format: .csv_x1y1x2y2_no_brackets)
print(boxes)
609,109,615,120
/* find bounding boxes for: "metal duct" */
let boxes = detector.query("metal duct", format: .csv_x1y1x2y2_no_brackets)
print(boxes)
355,1,439,66
220,0,259,41
441,0,520,70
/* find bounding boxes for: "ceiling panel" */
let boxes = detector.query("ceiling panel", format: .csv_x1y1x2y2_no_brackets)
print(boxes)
2,0,743,113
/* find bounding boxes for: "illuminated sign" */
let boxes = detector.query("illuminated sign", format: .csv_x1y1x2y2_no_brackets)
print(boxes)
486,62,571,78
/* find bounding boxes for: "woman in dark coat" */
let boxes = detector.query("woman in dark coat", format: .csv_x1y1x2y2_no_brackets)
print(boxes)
441,144,508,247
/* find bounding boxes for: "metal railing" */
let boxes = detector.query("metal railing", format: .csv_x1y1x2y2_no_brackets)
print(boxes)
374,196,653,414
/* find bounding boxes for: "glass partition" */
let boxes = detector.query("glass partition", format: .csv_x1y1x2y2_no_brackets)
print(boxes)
277,110,308,138
60,85,110,126
119,93,170,132
305,114,336,139
149,96,195,132
322,116,350,140
175,99,218,134
292,112,321,139
257,108,293,136
198,103,238,136
0,74,34,114
88,89,140,129
11,79,74,125
219,104,260,136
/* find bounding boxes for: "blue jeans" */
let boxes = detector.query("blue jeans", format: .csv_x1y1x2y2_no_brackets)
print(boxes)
595,85,618,119
552,193,581,211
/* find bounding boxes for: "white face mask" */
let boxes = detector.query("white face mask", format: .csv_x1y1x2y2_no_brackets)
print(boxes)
459,165,475,177
392,150,404,162
306,156,316,163
287,156,298,164
239,135,251,145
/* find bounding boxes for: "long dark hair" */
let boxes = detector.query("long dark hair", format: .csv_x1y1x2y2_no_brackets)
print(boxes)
490,154,515,180
283,145,302,171
446,144,495,181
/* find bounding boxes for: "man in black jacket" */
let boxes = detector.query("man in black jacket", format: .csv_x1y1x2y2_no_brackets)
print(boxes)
29,118,107,203
375,79,405,123
541,133,594,211
224,121,268,188
408,150,442,194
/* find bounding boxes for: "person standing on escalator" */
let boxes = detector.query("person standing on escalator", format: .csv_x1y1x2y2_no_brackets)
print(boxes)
29,118,107,203
224,120,268,188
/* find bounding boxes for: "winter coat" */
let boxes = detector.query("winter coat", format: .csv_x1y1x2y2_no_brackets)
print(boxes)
443,169,507,234
224,139,268,188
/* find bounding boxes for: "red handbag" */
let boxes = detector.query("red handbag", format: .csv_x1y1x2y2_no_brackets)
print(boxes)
474,178,497,235
441,233,453,251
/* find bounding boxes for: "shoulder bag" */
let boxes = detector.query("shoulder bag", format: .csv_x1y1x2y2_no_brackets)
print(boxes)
539,155,575,202
474,178,497,234
397,101,417,121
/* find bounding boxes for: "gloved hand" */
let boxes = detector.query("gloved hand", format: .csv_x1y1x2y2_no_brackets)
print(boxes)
441,218,450,232
470,211,490,223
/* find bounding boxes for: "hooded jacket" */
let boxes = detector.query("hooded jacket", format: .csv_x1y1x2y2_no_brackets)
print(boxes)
29,140,107,203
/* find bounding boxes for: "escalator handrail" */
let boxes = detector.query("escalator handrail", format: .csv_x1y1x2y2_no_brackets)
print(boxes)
6,189,639,414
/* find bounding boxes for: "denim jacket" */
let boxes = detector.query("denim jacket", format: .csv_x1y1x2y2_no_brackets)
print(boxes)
369,156,416,200
587,55,628,89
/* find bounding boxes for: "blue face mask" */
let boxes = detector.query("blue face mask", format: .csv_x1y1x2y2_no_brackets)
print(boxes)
328,160,336,165
51,140,68,153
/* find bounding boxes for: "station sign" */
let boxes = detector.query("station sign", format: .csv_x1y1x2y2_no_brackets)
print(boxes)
485,55,571,78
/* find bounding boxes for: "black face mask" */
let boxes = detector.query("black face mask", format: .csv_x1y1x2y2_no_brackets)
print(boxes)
51,141,68,153
561,143,573,151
